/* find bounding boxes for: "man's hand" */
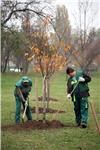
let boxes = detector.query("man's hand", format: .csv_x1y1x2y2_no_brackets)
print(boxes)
79,77,85,82
67,94,71,100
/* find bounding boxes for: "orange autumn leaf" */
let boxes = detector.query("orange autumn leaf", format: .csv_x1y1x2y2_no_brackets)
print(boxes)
64,47,69,52
64,45,71,52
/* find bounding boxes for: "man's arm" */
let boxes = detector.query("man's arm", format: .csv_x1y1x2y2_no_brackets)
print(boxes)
15,87,26,102
67,79,73,94
83,73,91,83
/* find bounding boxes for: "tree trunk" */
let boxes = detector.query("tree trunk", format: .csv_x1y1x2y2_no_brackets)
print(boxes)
1,55,9,73
22,59,29,74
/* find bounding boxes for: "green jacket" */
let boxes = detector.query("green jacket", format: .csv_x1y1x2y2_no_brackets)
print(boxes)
14,76,32,99
67,70,91,99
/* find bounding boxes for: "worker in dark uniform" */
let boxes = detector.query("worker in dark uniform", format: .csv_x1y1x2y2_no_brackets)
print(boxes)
14,76,32,124
66,67,91,128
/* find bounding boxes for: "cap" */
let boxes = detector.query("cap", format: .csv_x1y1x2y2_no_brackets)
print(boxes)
22,76,29,82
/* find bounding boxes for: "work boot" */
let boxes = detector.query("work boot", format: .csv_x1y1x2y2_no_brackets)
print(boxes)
81,123,87,128
26,119,32,123
76,123,81,127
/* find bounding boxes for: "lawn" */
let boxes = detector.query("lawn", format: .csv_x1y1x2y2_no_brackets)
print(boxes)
1,72,100,150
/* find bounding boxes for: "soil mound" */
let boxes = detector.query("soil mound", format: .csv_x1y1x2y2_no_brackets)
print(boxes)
2,120,66,131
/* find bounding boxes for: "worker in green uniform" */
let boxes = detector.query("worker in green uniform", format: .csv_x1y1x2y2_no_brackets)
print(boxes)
66,67,91,128
14,76,32,124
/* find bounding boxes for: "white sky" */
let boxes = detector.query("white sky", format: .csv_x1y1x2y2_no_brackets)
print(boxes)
53,0,100,29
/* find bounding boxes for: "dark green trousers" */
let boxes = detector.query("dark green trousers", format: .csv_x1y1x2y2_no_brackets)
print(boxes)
73,96,89,125
15,96,32,123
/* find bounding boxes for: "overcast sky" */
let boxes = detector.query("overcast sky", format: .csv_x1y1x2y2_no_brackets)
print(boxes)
53,0,100,29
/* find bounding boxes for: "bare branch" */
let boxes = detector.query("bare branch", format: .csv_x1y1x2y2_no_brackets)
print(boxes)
1,0,50,26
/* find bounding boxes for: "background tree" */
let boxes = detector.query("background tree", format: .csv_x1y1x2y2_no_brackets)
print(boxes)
1,29,19,73
21,11,31,73
70,0,100,71
1,0,53,73
51,5,71,55
1,0,50,27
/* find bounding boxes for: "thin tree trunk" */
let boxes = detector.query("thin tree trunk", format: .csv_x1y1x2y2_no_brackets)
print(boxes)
22,59,29,74
2,55,9,73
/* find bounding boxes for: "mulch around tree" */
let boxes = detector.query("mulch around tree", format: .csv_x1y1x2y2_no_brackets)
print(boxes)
2,120,69,131
33,96,58,102
31,107,66,113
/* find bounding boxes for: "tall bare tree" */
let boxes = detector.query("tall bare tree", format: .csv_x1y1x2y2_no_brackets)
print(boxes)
71,0,100,71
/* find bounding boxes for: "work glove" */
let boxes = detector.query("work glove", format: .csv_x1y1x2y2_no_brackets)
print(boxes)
78,77,85,82
67,94,71,100
25,101,28,107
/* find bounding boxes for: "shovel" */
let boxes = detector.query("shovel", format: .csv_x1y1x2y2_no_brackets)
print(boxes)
70,80,79,95
17,88,28,123
22,101,28,123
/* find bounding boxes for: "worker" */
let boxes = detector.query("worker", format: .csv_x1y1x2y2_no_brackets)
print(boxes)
66,67,91,128
14,76,32,124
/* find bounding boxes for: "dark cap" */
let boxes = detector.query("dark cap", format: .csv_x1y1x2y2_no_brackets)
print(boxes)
66,67,74,74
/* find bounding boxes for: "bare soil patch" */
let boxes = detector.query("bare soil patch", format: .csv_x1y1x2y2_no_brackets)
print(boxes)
31,107,66,114
2,120,68,131
33,96,58,102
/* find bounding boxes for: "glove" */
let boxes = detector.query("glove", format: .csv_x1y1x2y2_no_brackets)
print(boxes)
25,101,28,107
67,94,71,100
78,77,85,82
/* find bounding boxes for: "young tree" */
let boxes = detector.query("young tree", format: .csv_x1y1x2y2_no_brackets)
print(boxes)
25,14,71,121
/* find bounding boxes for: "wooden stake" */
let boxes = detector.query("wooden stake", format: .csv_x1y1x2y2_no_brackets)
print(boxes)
46,78,50,109
90,101,100,134
42,76,47,122
35,78,39,120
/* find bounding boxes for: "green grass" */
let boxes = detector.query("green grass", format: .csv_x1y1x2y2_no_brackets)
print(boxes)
1,72,100,150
